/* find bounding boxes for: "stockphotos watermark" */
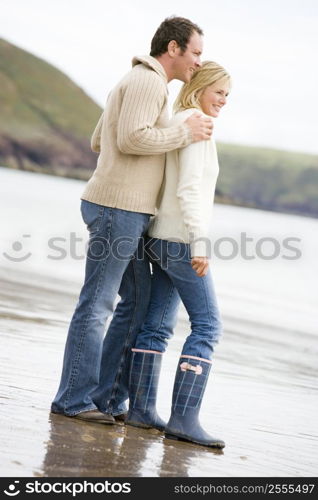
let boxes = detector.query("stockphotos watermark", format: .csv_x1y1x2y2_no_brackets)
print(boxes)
3,480,131,496
2,232,302,264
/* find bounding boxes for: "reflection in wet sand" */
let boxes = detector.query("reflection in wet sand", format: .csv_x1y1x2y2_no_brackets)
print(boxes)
1,268,317,477
44,414,162,477
43,414,223,477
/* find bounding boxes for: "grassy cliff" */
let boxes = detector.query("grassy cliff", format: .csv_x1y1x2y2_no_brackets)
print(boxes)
1,38,317,217
0,38,101,178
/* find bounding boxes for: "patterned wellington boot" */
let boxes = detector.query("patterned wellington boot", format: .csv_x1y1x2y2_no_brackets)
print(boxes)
165,355,225,448
126,349,166,431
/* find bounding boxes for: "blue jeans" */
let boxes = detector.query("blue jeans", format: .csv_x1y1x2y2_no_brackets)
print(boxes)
51,201,151,416
135,238,222,360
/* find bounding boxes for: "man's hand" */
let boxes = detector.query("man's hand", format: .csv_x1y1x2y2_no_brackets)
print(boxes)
191,257,209,277
185,113,213,142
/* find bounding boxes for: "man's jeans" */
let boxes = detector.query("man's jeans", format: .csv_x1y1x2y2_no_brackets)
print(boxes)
51,201,151,416
135,238,223,360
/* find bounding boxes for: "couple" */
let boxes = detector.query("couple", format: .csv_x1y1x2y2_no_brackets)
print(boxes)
51,16,230,449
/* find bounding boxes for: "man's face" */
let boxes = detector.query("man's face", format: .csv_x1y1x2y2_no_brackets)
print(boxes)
173,31,203,83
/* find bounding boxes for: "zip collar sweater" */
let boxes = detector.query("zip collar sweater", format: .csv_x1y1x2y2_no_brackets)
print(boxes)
81,55,192,215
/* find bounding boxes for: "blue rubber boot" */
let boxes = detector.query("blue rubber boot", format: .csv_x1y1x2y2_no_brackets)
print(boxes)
165,356,225,448
126,349,166,431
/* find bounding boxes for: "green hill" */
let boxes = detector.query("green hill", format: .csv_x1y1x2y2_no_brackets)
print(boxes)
1,38,317,217
216,143,318,217
0,38,101,177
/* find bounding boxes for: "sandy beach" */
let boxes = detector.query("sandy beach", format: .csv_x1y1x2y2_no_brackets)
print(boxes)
0,168,317,477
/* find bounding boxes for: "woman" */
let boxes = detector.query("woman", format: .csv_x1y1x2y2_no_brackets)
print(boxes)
126,62,231,448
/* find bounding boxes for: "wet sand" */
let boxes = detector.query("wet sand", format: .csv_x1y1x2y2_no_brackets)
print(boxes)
1,168,317,477
0,267,317,477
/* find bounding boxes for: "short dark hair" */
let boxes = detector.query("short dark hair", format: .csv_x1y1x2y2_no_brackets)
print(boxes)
150,16,203,57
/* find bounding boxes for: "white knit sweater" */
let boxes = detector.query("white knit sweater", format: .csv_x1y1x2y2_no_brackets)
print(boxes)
148,108,219,257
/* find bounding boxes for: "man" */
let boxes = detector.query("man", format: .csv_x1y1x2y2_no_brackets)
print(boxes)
51,16,212,424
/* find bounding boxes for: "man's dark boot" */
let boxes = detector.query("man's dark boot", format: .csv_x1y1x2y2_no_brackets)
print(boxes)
71,410,115,424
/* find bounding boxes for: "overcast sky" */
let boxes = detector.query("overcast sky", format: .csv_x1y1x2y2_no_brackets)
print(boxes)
1,0,317,154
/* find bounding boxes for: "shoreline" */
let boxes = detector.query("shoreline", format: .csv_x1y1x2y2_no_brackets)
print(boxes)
1,168,317,476
2,165,318,220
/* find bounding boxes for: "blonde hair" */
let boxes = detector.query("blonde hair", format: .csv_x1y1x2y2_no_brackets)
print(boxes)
174,61,231,113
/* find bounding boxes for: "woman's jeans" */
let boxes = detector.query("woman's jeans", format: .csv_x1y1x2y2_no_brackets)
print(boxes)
51,200,151,416
135,238,222,360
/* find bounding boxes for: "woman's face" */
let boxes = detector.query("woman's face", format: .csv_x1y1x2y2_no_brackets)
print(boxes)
198,80,230,117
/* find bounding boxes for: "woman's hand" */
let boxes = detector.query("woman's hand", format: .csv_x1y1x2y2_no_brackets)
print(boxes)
191,257,209,277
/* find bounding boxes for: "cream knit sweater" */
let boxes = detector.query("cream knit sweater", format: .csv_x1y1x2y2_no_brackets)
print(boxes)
81,56,193,215
148,109,219,257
